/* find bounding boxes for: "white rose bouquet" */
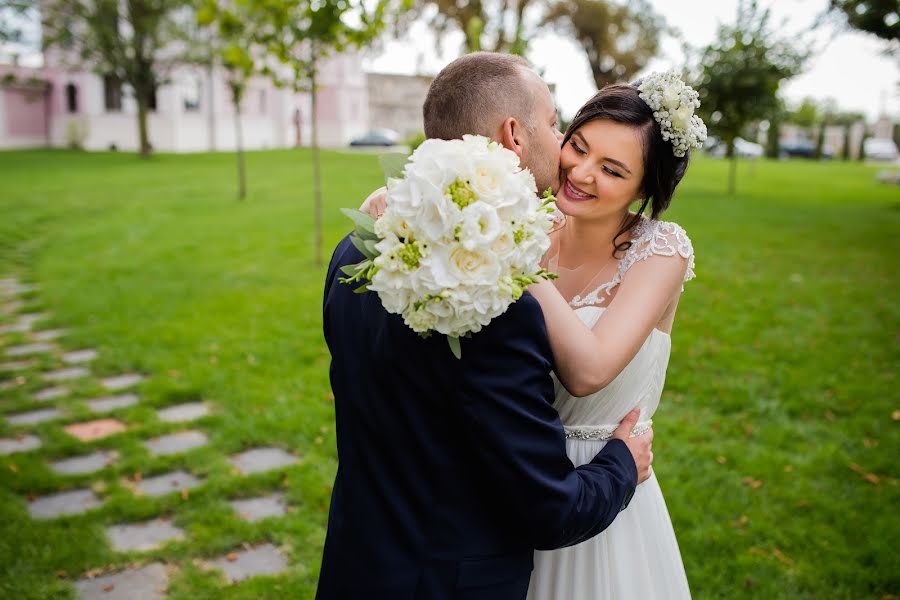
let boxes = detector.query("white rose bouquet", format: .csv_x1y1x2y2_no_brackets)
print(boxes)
340,134,557,358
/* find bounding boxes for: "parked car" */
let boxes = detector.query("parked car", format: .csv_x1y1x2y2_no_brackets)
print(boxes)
864,138,899,161
705,136,764,158
349,129,399,147
779,139,834,159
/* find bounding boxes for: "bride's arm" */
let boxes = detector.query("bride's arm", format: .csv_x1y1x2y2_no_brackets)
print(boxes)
360,187,388,215
530,254,688,397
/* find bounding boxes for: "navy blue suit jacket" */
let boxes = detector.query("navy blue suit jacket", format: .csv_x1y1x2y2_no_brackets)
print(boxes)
317,235,637,600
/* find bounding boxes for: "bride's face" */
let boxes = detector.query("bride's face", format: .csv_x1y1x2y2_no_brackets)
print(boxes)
555,119,645,221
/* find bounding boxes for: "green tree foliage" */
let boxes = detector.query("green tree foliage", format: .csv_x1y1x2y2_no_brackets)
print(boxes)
0,0,33,44
544,0,665,89
415,0,537,55
828,0,900,43
42,0,192,157
696,0,808,193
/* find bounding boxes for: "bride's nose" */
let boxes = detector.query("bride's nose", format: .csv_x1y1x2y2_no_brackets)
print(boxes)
570,161,595,185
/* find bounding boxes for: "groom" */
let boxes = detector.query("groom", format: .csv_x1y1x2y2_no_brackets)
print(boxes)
318,52,653,600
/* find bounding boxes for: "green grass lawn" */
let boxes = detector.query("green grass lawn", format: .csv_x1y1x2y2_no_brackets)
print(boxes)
0,148,897,599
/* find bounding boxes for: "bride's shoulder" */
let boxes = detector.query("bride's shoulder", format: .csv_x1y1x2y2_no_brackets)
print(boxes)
626,218,695,283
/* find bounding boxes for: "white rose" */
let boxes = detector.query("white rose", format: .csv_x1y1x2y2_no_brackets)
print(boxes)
447,244,501,285
404,307,437,333
459,202,502,250
662,85,682,111
671,104,694,131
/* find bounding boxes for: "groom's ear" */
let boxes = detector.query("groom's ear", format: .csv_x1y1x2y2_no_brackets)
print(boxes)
498,117,526,159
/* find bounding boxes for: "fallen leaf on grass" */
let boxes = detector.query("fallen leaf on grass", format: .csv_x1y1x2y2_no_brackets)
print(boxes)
102,583,115,592
716,456,727,465
783,465,794,472
748,547,767,558
772,548,794,566
741,476,764,489
848,463,879,485
227,552,239,561
181,488,190,500
55,570,67,578
8,464,18,473
892,410,900,421
734,515,749,527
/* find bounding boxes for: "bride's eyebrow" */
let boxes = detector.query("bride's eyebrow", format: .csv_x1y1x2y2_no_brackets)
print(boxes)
574,131,632,174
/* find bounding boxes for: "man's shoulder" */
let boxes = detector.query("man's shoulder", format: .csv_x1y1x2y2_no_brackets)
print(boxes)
464,292,552,360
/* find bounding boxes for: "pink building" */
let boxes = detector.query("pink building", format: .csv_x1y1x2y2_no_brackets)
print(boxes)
0,50,370,152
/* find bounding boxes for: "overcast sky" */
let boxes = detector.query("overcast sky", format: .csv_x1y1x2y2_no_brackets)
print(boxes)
363,0,899,122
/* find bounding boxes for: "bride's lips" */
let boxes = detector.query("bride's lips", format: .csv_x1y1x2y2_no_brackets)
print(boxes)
562,179,595,202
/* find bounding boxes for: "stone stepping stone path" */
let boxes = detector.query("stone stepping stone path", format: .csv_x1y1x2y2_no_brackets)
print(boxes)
106,518,186,552
65,419,127,442
135,470,202,497
17,313,49,329
206,543,288,583
5,342,56,357
86,393,139,414
144,431,209,456
6,407,63,426
1,359,34,371
101,374,144,391
0,280,37,296
2,299,23,314
0,434,42,454
229,448,298,475
50,451,118,475
74,563,168,600
28,488,102,519
34,386,69,401
32,328,69,341
0,377,25,391
156,402,210,423
43,367,91,382
230,493,287,522
62,349,99,364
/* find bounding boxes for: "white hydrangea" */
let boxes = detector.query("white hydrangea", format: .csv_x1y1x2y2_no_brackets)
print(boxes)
346,135,556,354
638,72,708,158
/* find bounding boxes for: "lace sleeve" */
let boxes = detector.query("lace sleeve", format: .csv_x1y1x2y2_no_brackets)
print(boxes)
622,220,695,287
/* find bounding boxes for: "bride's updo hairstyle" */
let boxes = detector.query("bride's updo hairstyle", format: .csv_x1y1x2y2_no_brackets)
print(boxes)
561,82,691,256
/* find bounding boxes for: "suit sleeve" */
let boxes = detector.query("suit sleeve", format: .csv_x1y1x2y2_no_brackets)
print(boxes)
457,293,637,550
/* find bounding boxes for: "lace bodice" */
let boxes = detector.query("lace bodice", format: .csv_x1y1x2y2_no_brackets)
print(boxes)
549,218,695,438
569,219,695,308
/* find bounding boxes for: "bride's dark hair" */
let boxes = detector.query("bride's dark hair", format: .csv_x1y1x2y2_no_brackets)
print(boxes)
561,82,691,257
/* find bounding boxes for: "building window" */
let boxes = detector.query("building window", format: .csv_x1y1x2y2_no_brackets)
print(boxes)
147,86,157,112
103,74,122,111
65,83,78,113
183,75,201,111
259,89,266,115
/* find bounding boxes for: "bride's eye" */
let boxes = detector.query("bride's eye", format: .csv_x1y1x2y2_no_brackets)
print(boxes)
569,140,586,155
603,166,623,178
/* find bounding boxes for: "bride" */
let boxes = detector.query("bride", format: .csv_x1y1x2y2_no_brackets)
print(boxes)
361,72,703,599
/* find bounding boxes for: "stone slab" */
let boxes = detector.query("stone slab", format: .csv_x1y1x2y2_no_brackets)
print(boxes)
1,360,34,371
28,488,102,519
2,299,23,314
135,470,202,497
63,349,99,364
65,419,127,442
86,393,139,413
34,386,69,401
230,493,287,522
0,434,41,454
143,430,208,456
207,543,288,583
5,342,55,357
156,402,210,423
32,328,69,341
17,313,49,329
74,563,168,600
7,407,62,425
43,367,90,382
0,282,37,296
0,323,28,334
101,374,144,391
0,376,25,391
229,447,298,475
50,451,118,475
106,518,185,552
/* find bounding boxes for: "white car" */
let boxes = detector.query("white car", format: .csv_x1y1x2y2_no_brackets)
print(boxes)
706,136,764,159
864,138,899,161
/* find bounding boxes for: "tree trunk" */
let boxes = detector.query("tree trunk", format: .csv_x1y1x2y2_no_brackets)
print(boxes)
232,87,246,201
136,95,151,158
311,56,323,267
208,63,217,151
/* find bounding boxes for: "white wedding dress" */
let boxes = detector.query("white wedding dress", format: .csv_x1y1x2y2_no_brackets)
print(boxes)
527,218,694,600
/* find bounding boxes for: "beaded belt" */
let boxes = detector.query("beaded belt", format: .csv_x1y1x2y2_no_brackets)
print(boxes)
564,420,652,441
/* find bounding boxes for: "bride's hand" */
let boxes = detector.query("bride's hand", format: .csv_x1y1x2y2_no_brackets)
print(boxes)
612,408,653,484
360,187,388,217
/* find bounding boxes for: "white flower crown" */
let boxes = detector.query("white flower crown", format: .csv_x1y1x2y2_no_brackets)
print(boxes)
637,72,707,157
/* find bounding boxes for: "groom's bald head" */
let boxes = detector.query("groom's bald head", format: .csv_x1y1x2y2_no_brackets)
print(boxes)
423,52,537,141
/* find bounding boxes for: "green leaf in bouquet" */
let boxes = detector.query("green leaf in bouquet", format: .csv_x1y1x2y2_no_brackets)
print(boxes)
353,282,371,294
447,335,462,359
364,239,379,256
340,208,377,234
350,234,378,260
339,263,361,276
379,152,410,182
